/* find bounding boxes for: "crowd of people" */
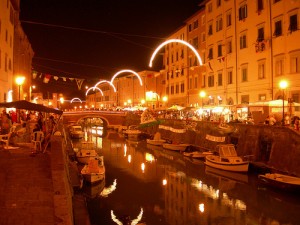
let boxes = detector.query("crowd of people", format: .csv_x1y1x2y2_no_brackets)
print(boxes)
0,109,58,149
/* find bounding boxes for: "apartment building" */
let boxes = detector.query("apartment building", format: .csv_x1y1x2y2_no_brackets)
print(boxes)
0,0,16,102
0,0,33,103
201,0,300,118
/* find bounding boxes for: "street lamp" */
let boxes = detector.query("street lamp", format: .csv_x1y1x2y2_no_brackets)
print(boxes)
279,80,288,126
199,91,206,108
15,76,25,100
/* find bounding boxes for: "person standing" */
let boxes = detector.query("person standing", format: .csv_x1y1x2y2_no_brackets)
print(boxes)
1,113,12,134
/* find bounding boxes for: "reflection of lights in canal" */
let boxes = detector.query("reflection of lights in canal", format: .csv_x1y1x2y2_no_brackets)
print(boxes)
199,203,205,213
191,178,246,210
141,163,145,173
100,179,117,197
145,153,154,162
90,126,103,136
111,207,143,225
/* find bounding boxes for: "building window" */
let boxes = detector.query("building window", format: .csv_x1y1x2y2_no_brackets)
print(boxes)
194,77,198,89
9,6,13,25
258,60,266,79
189,77,193,89
176,84,179,94
227,70,233,84
5,54,7,72
226,12,232,27
208,74,214,87
180,83,184,93
202,74,206,88
274,0,281,3
193,37,198,49
166,87,169,95
208,3,212,13
216,16,223,32
240,33,247,49
217,0,221,7
275,55,284,76
290,51,300,73
257,0,263,12
274,19,282,37
289,14,298,32
257,27,264,42
208,47,213,60
241,65,248,82
208,23,213,36
227,39,232,54
218,43,223,57
171,85,174,95
259,94,266,101
241,95,249,104
239,4,248,21
188,24,192,32
194,20,198,29
218,71,223,86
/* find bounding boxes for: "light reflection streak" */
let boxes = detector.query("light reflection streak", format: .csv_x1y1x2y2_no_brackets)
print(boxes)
145,152,154,162
128,155,132,163
191,178,246,210
100,179,117,197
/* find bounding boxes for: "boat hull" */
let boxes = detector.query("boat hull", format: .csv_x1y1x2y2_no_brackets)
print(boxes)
146,139,166,146
258,173,300,192
183,151,213,159
81,170,105,183
163,143,190,151
205,155,249,172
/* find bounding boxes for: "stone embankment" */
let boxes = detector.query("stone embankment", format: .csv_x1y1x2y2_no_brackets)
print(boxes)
141,120,300,176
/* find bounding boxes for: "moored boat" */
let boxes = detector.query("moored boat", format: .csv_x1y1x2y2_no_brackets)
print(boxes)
258,173,300,192
68,125,84,139
146,139,166,146
205,144,249,172
81,156,105,183
162,143,190,152
76,149,99,164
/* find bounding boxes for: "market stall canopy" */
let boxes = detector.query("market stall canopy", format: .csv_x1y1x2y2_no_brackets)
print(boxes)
0,100,63,115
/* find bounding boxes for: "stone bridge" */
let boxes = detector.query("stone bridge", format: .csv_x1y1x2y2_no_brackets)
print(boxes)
62,111,127,129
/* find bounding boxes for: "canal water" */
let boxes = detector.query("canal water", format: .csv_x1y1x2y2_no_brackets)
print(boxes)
73,131,300,225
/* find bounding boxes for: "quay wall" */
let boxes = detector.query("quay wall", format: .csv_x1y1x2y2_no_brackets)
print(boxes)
141,120,300,176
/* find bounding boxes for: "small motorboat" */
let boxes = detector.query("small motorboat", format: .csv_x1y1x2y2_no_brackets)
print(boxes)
81,156,105,184
162,143,190,152
146,139,166,146
205,144,249,172
258,173,300,192
68,125,84,139
182,146,213,159
146,131,166,146
76,149,99,164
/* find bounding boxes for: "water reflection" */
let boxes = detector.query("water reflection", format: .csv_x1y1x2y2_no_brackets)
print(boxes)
79,131,300,225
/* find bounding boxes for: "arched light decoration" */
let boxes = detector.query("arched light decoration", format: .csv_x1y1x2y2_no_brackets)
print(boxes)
149,39,203,67
111,69,143,86
94,80,117,92
70,98,82,103
85,86,104,96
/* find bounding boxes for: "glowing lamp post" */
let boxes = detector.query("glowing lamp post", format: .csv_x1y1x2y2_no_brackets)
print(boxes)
16,76,25,101
199,91,206,108
279,80,288,126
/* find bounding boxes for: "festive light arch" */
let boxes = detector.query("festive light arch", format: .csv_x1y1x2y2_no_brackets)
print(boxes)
85,87,104,96
70,98,82,103
111,69,143,86
94,80,117,92
149,39,203,67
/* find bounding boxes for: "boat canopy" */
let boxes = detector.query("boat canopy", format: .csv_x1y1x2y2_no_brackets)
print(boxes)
0,100,63,115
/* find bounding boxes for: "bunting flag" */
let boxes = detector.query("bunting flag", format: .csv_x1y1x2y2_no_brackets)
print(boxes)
53,76,59,81
62,77,67,82
69,78,74,81
75,78,84,90
43,74,51,83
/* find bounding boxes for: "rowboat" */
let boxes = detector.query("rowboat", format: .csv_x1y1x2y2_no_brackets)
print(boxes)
182,145,213,159
205,144,249,172
258,173,300,192
81,156,105,183
162,143,190,152
146,139,166,146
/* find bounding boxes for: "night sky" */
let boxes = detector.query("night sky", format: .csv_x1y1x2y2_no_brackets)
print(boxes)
20,0,202,98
